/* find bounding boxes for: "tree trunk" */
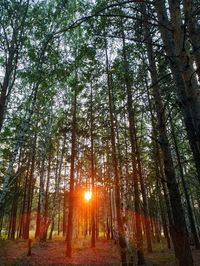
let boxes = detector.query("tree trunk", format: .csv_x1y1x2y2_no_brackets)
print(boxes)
169,112,200,249
66,85,77,257
90,85,96,248
121,25,145,264
144,8,193,263
43,153,51,241
24,143,36,240
105,38,128,266
183,0,200,81
154,0,200,185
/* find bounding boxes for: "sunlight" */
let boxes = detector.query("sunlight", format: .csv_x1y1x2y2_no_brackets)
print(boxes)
84,191,92,201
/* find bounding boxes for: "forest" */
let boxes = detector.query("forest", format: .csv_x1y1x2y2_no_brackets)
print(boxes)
0,0,200,265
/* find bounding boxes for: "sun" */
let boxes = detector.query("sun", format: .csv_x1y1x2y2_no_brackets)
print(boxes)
84,191,92,201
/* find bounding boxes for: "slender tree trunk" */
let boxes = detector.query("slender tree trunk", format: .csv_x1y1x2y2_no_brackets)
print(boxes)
105,38,128,266
9,179,19,240
90,85,96,248
121,26,145,265
35,194,41,239
24,141,36,239
38,159,46,241
50,136,65,239
63,161,68,237
158,185,171,249
63,190,67,236
66,85,77,257
49,144,60,240
43,153,51,241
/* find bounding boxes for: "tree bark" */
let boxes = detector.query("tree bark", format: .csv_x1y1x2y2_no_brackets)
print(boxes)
105,38,128,266
90,85,96,248
121,25,146,264
154,0,200,185
66,85,77,257
169,112,200,249
183,0,200,81
144,7,193,263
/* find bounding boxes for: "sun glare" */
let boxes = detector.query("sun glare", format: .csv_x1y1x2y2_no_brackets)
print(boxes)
84,191,92,201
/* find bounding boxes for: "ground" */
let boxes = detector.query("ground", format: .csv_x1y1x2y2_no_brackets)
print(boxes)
0,237,200,266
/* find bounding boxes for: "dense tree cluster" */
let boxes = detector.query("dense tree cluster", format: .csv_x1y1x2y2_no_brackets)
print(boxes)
0,1,200,265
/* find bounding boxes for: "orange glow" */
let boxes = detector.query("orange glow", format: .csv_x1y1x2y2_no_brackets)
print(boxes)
84,191,92,201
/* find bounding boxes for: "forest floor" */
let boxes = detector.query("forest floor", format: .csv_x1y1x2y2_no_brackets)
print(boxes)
0,237,200,266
